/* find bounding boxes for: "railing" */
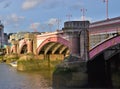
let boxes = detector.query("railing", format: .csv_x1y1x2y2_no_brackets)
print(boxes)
90,17,120,28
90,35,115,50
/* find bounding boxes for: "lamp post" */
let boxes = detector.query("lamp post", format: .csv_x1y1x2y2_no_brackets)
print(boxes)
56,19,61,30
81,8,87,21
103,0,109,20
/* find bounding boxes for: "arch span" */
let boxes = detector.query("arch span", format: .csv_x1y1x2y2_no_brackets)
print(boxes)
19,39,27,54
88,37,120,88
37,37,70,55
21,44,27,54
89,35,120,59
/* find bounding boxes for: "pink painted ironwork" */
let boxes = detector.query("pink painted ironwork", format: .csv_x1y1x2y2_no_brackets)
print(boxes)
37,36,70,55
89,35,120,59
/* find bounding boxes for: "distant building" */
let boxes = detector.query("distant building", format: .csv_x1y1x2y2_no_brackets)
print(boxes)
4,33,8,45
0,22,8,48
8,32,29,42
8,32,41,43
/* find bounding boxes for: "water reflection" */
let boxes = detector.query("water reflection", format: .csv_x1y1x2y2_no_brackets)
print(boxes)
0,63,52,89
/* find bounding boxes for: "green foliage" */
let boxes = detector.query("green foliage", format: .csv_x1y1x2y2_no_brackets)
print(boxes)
18,59,42,71
12,53,18,55
0,56,3,59
25,53,34,56
4,54,19,63
53,67,75,75
17,59,61,71
0,56,3,62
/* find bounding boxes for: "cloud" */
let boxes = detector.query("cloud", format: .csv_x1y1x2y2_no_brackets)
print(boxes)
0,0,12,8
29,22,40,29
8,14,25,22
1,14,25,27
47,18,57,25
22,0,45,10
3,1,11,8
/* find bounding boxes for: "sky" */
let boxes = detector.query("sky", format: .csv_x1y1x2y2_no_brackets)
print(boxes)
0,0,119,34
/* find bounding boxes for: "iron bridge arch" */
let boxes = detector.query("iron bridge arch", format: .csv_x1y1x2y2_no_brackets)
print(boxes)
37,37,70,56
88,35,120,88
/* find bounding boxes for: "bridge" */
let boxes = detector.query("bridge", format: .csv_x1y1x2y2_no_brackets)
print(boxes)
6,16,120,88
7,17,120,60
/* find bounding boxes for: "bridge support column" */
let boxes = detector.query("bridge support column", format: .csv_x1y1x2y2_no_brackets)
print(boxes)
13,44,17,54
80,28,89,61
27,39,33,53
11,40,19,54
63,21,90,61
6,46,10,54
53,21,90,88
69,32,80,56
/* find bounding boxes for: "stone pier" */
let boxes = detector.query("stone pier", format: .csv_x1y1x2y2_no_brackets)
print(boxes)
53,21,90,88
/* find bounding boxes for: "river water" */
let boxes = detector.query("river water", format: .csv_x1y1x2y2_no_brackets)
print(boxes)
0,63,52,89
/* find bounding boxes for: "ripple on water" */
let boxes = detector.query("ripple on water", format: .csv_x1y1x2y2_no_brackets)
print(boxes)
0,63,53,89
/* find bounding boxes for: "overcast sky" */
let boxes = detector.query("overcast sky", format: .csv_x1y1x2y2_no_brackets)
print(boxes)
0,0,119,34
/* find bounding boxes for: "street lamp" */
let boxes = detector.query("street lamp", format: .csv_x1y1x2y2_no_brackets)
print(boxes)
81,8,87,21
103,0,109,20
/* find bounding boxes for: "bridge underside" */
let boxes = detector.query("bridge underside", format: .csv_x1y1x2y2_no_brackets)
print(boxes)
21,44,27,54
88,43,120,88
38,42,70,61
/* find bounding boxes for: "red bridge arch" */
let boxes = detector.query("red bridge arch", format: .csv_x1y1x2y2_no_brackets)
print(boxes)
89,35,120,59
36,36,70,54
19,39,28,54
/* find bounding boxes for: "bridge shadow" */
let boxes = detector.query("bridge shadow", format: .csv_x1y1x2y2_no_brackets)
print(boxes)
52,53,120,88
87,53,120,88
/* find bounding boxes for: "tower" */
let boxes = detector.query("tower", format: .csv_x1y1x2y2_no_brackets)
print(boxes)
62,21,90,61
0,21,4,49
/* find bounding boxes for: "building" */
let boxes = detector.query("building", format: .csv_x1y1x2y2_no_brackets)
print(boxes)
0,22,8,49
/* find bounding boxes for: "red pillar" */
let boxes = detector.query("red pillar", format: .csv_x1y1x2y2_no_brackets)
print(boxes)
27,40,33,53
13,44,17,54
6,46,10,54
69,32,80,56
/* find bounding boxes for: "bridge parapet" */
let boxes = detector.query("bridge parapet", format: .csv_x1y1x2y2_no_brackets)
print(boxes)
90,16,120,28
24,33,34,40
64,21,89,30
